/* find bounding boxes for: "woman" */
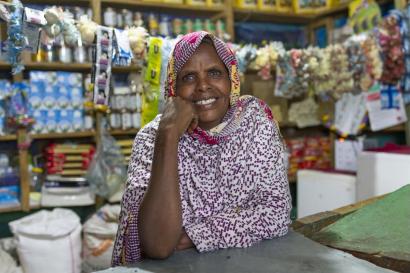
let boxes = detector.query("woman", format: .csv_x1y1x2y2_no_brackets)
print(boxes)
112,31,292,266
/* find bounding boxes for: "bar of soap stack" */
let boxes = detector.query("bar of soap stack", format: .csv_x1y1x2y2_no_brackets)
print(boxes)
116,139,133,166
41,143,96,207
45,143,96,176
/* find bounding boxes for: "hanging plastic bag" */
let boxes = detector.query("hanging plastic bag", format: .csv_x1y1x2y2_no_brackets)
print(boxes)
86,118,126,198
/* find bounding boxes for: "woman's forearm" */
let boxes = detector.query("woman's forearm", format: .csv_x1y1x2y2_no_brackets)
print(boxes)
138,128,182,259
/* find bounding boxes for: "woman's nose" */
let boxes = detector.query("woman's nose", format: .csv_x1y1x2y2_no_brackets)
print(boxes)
197,74,211,92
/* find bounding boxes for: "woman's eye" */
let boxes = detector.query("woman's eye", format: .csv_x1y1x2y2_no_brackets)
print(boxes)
209,69,222,77
182,74,195,82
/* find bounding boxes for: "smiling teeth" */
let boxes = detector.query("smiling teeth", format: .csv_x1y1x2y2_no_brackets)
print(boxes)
195,98,216,105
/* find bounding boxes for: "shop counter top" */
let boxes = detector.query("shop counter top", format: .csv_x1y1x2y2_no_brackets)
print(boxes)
96,230,394,273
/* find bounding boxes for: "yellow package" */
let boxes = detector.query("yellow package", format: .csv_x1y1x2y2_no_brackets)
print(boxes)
164,0,184,3
185,0,206,5
206,0,224,7
257,0,276,10
142,38,162,127
292,0,331,14
235,0,258,9
277,0,292,12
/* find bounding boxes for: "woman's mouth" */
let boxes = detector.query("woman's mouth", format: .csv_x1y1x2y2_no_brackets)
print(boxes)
194,97,217,106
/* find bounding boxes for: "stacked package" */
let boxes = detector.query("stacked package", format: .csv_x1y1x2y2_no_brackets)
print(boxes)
286,136,332,181
0,154,20,208
109,81,142,130
29,71,93,134
0,80,11,136
45,143,95,176
116,139,133,165
42,143,95,207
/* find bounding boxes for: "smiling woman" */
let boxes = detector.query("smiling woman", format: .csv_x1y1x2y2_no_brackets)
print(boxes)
112,31,292,266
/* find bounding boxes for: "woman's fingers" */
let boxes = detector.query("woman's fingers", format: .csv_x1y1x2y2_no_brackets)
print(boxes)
187,114,198,134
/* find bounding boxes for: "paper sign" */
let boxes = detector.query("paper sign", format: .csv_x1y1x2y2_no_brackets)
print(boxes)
334,93,367,136
366,91,407,131
335,138,364,172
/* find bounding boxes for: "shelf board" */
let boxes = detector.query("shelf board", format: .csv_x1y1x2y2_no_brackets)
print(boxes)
0,61,11,70
365,124,406,133
109,128,140,136
21,62,140,73
0,134,17,141
102,0,225,14
0,205,21,213
21,0,90,5
234,8,315,24
0,204,41,214
31,131,96,140
25,62,92,72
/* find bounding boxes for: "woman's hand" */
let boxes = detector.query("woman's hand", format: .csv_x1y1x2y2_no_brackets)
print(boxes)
159,97,198,138
175,230,194,251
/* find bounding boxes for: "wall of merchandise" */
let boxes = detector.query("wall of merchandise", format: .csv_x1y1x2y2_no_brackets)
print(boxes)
0,0,409,215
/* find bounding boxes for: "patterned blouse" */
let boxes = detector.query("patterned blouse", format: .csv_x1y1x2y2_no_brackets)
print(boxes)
112,95,292,266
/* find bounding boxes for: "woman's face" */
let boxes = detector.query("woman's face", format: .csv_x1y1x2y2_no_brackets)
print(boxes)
176,42,231,131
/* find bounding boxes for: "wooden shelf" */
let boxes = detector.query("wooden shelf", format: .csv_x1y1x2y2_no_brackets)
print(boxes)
20,62,140,73
25,62,92,72
21,0,90,5
234,8,315,24
112,66,141,73
365,124,406,133
31,131,96,140
0,205,21,213
0,204,41,214
102,0,225,14
0,134,17,141
109,128,140,136
0,61,11,70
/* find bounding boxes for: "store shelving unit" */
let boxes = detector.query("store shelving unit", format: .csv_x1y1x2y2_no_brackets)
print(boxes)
0,0,405,215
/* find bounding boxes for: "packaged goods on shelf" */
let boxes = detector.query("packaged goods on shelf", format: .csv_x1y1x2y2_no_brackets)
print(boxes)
235,0,258,9
185,0,207,5
0,154,20,209
0,80,11,136
109,77,142,130
206,0,224,6
29,71,91,134
257,0,276,11
44,143,95,176
28,5,93,64
102,7,228,39
292,0,331,14
286,136,332,181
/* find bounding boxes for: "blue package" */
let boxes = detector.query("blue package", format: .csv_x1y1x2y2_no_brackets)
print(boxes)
28,80,44,109
71,87,84,108
31,109,44,133
0,80,11,99
43,85,55,109
0,185,20,205
45,109,57,133
72,109,84,131
57,85,71,108
57,108,73,132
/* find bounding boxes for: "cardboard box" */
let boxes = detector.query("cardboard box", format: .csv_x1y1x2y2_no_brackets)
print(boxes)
251,80,288,123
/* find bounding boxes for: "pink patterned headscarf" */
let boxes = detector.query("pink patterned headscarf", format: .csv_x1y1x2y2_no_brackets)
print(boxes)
165,31,241,107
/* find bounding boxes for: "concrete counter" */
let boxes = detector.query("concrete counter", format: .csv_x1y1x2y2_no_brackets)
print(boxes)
97,230,394,273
